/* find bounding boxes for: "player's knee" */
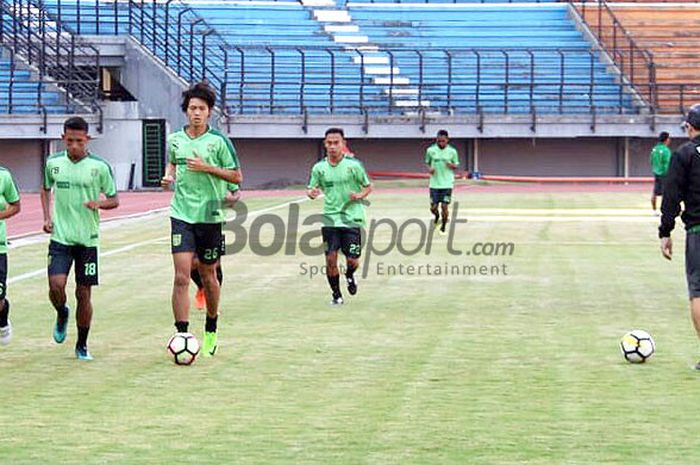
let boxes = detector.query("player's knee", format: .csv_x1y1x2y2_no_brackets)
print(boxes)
173,271,190,288
48,278,65,295
75,286,91,301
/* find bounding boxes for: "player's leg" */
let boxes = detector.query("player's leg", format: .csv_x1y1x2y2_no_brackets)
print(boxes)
322,227,343,305
684,232,700,369
48,241,73,343
340,227,362,296
191,256,206,310
195,222,223,356
429,189,439,227
74,285,93,360
439,189,452,234
171,218,197,333
0,253,11,345
73,245,99,360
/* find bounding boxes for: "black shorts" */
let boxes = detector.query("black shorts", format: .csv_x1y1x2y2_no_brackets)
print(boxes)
430,188,453,205
653,175,665,196
686,232,700,298
0,253,7,299
322,227,362,258
171,217,223,265
48,240,99,286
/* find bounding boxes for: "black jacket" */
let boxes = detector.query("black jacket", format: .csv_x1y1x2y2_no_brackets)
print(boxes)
659,135,700,238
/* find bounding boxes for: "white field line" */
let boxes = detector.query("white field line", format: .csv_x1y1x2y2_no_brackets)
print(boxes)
8,196,310,284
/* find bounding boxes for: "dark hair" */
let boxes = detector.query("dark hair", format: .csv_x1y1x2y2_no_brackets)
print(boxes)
324,127,345,138
63,116,89,133
181,81,216,113
437,129,449,138
658,131,670,142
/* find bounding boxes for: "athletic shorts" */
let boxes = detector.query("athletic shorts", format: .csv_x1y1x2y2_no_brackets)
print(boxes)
48,240,99,286
430,188,453,205
0,253,7,299
653,175,665,196
686,232,700,298
321,227,362,258
171,217,223,265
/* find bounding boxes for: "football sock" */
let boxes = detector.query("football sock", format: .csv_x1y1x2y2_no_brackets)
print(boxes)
175,320,189,333
346,264,357,280
327,275,341,297
0,300,8,327
205,315,218,333
76,326,90,349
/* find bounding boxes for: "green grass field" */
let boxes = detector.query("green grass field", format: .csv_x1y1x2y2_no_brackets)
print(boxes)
0,185,698,465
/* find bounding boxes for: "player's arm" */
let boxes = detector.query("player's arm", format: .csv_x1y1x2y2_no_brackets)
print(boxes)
0,201,20,221
40,187,52,233
85,164,120,211
446,150,460,170
306,165,321,199
224,186,241,208
425,150,434,174
189,161,241,185
161,162,176,189
659,150,687,260
85,194,119,211
350,183,372,201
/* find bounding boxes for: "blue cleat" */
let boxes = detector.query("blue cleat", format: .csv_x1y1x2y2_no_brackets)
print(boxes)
75,346,93,361
53,306,69,344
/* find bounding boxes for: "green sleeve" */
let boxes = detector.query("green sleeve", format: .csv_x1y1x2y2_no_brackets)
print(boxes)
355,164,371,187
4,171,19,203
43,161,53,190
307,165,320,189
425,148,432,165
101,163,118,197
452,148,460,166
218,137,238,170
167,136,176,165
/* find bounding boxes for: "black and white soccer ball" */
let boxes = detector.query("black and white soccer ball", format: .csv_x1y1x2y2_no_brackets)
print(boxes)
620,330,655,363
167,332,200,366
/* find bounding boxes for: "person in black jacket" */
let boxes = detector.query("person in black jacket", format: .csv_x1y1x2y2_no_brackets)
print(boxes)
659,103,700,369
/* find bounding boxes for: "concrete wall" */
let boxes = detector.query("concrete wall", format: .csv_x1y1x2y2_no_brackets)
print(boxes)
234,139,321,189
0,140,44,191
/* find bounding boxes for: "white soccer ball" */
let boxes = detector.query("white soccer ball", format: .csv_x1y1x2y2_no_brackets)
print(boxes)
167,332,200,366
620,330,655,363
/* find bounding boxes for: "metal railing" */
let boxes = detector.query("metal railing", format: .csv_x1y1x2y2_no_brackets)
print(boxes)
220,46,638,116
0,0,100,112
571,0,656,110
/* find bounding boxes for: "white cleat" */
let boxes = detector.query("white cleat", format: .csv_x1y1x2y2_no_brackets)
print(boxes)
0,322,12,345
331,296,345,306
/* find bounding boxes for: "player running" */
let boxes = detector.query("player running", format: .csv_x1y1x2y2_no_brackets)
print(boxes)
0,167,20,345
425,129,460,234
40,117,119,361
161,82,241,356
307,128,372,305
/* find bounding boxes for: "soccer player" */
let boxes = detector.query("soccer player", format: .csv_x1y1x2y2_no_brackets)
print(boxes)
191,183,240,310
0,167,21,345
161,82,241,356
307,128,372,305
659,104,700,369
650,131,672,213
425,129,460,235
40,117,119,361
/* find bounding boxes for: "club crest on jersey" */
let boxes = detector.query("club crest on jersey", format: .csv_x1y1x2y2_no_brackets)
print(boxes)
91,168,98,177
51,167,59,175
207,143,216,154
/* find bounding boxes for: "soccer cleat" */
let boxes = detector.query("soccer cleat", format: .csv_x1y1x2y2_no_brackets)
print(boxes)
53,306,70,344
331,295,344,306
194,288,206,311
202,331,218,356
433,214,440,228
439,226,447,236
74,346,93,361
694,361,700,371
0,322,12,346
347,275,357,296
